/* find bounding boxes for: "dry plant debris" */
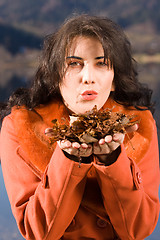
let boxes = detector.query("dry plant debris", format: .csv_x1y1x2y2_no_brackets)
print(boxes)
48,106,139,144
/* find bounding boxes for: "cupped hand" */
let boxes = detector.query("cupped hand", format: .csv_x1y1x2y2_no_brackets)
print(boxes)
93,123,139,163
45,128,92,158
93,132,125,155
57,140,92,157
45,123,138,161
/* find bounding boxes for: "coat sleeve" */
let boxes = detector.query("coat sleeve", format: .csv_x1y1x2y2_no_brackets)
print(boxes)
0,115,92,240
94,121,160,240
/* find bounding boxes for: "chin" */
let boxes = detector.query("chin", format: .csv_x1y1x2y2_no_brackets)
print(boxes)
75,102,102,114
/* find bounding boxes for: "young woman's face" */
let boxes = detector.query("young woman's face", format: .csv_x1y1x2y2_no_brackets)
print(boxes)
59,36,114,114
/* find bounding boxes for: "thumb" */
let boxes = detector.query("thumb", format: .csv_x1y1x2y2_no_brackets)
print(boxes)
126,123,139,133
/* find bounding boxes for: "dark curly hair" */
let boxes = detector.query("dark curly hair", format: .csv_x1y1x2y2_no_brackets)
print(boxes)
0,14,154,118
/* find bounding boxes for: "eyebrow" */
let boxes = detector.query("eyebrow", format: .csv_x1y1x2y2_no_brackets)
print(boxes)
66,56,105,60
66,56,82,60
95,56,105,60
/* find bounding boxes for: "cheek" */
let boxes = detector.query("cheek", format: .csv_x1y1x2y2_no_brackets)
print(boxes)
103,73,114,88
59,83,77,105
59,83,67,101
59,76,70,93
61,72,77,89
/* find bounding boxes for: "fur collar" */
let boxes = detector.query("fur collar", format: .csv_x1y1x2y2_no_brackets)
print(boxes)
11,98,154,174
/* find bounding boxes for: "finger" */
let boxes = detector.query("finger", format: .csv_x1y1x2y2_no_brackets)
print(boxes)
59,140,72,149
112,133,124,144
107,141,120,151
99,138,105,145
98,136,113,145
44,128,54,137
99,143,110,154
63,147,79,156
72,142,81,149
93,142,110,155
64,143,92,157
57,140,79,156
79,145,92,157
81,143,88,149
126,123,139,133
104,135,112,143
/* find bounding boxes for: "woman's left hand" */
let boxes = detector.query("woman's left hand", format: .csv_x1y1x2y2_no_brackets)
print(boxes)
93,123,138,164
93,133,124,164
93,132,124,155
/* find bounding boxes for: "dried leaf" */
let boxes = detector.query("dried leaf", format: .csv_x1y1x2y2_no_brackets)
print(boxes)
47,105,139,144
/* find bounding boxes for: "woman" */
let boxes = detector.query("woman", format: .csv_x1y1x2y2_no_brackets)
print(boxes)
0,15,159,240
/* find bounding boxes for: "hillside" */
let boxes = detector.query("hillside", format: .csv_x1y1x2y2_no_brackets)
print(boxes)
0,0,160,35
0,23,42,54
0,0,159,56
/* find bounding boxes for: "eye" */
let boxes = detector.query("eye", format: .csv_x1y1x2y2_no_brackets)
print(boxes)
68,61,81,67
96,61,108,67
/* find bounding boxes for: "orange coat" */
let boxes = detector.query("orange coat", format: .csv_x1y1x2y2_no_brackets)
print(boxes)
0,98,159,240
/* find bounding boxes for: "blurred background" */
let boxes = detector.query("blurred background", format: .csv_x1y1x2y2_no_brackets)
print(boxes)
0,0,159,239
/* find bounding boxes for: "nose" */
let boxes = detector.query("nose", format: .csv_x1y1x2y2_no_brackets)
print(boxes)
81,65,95,84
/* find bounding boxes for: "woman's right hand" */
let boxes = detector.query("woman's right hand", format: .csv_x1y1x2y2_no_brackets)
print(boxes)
45,127,92,158
57,140,93,158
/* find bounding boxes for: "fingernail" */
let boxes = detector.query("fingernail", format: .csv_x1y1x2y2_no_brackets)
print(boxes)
81,143,88,149
105,135,112,143
113,134,119,141
72,142,80,149
135,123,139,130
99,139,105,145
44,128,53,135
65,141,71,148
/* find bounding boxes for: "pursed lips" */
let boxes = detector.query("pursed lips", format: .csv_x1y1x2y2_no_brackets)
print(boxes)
81,90,98,100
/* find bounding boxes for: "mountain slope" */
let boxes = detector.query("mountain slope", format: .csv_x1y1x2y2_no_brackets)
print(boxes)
0,0,160,55
0,0,160,34
0,23,42,54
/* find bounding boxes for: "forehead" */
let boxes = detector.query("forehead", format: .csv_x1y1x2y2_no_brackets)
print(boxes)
66,36,104,56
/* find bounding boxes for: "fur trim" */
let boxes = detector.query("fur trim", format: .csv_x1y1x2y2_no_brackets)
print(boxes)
11,98,155,173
